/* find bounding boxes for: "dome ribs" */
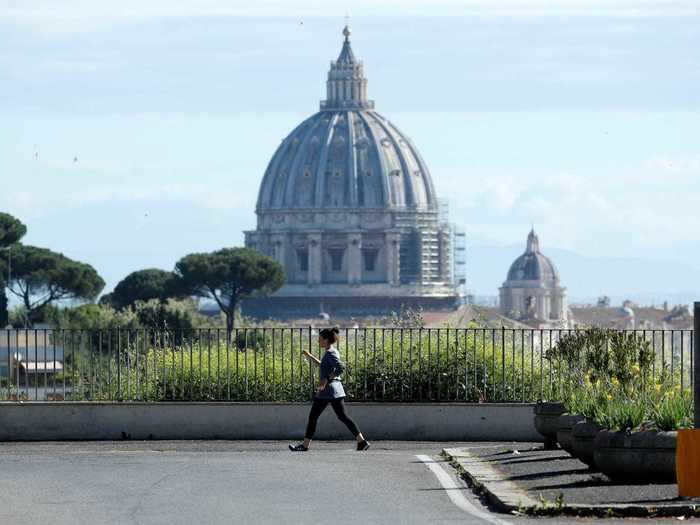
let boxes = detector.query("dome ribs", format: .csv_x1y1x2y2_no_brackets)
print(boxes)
314,112,338,208
370,112,415,209
355,110,392,209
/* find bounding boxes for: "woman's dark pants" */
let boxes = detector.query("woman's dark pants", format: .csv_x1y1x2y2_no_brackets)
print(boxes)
304,397,361,439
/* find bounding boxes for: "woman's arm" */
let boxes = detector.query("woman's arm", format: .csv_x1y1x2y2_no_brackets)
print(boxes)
303,350,321,366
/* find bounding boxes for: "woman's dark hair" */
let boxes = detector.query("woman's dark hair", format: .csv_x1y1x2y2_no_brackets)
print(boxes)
319,327,340,345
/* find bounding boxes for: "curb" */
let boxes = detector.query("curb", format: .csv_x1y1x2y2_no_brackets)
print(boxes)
442,447,700,518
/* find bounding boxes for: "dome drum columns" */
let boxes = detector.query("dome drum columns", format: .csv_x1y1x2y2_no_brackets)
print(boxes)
306,233,323,286
347,233,363,286
385,232,401,287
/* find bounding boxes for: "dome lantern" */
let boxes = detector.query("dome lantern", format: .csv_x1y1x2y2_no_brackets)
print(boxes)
526,228,540,254
321,25,373,111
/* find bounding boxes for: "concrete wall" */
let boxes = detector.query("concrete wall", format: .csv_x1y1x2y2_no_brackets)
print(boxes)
0,402,541,442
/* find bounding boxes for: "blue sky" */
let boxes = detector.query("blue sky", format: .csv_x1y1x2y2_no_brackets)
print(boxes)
2,0,699,298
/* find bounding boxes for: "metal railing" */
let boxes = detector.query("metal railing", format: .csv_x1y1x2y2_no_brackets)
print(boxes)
0,327,694,403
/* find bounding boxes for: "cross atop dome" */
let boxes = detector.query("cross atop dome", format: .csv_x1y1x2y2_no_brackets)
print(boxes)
337,25,356,64
320,25,374,111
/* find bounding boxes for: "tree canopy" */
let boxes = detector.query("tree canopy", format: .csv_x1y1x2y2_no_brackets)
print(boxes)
4,244,105,325
175,247,284,331
0,212,27,326
106,268,186,309
0,212,27,248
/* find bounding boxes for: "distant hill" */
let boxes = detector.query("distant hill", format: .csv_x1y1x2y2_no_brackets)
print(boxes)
466,242,700,306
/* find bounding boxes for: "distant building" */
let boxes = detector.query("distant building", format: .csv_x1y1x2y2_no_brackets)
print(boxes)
244,26,455,318
569,302,693,330
1,329,65,400
499,229,568,328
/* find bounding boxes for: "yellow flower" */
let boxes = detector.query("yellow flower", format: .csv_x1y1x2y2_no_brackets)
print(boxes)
632,364,640,374
654,383,662,393
611,378,620,387
606,394,613,400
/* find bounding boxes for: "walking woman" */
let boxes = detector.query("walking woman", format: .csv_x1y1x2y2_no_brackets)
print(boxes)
289,327,370,452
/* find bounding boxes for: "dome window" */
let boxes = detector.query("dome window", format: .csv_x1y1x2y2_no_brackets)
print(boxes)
390,169,401,177
303,167,312,178
363,249,378,272
380,138,392,148
328,248,345,272
297,249,309,272
366,170,372,177
333,169,342,177
414,170,422,177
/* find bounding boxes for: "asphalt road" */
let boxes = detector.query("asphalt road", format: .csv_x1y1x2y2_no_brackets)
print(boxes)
0,441,697,525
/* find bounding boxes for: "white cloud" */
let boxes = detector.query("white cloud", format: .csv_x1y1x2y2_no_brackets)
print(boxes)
442,154,700,253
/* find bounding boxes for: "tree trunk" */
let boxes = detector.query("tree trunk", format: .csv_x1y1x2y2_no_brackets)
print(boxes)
225,297,238,344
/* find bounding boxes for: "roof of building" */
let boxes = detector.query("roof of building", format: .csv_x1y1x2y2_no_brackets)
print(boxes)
570,305,694,330
426,305,534,329
503,229,560,286
256,26,437,212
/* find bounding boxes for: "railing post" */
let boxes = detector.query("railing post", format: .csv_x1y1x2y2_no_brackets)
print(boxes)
694,301,699,429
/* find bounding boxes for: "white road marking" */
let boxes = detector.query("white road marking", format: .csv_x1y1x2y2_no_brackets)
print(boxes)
416,454,511,525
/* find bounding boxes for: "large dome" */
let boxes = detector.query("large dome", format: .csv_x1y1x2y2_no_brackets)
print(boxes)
256,111,437,210
256,26,437,212
505,230,560,285
243,26,456,319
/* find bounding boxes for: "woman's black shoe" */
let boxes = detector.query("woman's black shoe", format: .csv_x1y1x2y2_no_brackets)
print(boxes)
357,440,370,451
289,444,308,452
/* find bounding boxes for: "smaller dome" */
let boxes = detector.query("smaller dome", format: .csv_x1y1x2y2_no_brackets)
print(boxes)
505,229,560,284
620,306,635,318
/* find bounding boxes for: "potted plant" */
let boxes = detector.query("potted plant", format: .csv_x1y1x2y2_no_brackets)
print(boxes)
593,397,677,481
593,383,691,482
540,328,610,452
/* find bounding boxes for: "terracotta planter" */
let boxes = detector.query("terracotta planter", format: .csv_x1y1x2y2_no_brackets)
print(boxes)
533,402,566,449
594,430,677,482
570,419,602,468
556,413,585,454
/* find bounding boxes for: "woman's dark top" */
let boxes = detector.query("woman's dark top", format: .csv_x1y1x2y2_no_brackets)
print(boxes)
315,346,346,399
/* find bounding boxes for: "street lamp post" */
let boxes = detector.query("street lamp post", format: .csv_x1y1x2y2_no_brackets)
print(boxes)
695,302,699,428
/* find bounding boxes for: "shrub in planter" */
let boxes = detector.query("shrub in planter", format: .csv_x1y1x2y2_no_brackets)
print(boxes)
570,385,608,466
591,388,692,481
